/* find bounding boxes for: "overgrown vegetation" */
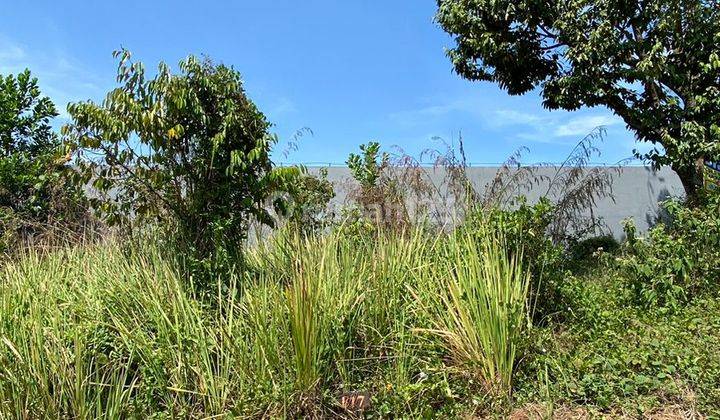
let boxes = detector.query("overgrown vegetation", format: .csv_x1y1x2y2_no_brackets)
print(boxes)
621,191,720,309
0,225,525,417
0,70,90,254
2,193,719,417
63,50,300,276
1,40,719,417
515,266,720,418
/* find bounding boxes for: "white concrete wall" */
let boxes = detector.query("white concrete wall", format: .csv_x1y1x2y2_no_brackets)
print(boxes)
308,166,685,238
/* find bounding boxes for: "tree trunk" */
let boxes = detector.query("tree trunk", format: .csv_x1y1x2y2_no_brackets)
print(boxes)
674,157,706,205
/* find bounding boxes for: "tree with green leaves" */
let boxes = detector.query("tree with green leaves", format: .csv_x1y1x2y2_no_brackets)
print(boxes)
1,70,59,156
64,50,298,261
0,70,86,250
436,0,720,202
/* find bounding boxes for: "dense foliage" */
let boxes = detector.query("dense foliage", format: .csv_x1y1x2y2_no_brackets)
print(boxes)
465,198,566,322
435,0,720,201
0,70,88,252
517,267,720,417
64,51,299,263
2,210,719,417
1,70,57,156
280,167,335,232
621,190,720,308
0,225,532,417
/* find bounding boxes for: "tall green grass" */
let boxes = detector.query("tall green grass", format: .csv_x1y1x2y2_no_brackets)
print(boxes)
0,224,532,417
412,228,531,395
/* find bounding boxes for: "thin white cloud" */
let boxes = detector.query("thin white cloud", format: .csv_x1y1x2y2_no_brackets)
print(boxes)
388,100,469,127
492,109,543,127
0,34,106,121
267,96,298,117
0,38,26,62
515,131,568,144
388,92,625,143
554,115,622,137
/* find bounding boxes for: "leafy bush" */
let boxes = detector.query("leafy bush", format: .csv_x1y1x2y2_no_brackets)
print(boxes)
621,191,720,309
515,267,720,416
347,141,388,191
464,198,566,322
280,167,335,232
0,70,89,252
64,50,298,270
568,234,620,262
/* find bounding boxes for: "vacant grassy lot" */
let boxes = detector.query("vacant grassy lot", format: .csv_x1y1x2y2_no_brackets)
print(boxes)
1,226,718,418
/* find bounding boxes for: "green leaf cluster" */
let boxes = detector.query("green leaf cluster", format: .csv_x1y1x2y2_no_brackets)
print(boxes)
63,50,296,260
0,70,86,251
436,0,720,199
620,188,720,308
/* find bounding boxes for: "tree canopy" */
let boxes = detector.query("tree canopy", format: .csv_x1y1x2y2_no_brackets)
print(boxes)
0,69,59,157
64,50,298,259
0,70,63,217
436,0,720,201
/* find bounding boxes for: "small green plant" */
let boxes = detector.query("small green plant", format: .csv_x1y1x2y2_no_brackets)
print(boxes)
346,141,413,229
347,141,388,190
285,234,364,396
248,229,367,405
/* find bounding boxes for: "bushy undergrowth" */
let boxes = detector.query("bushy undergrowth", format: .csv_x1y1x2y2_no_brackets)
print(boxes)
621,192,720,309
3,197,720,417
0,221,534,418
516,265,720,417
465,198,566,324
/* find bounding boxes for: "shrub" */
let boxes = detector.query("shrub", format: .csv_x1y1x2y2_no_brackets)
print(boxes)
280,167,335,233
515,267,720,415
0,70,89,253
621,191,720,309
568,234,620,262
64,50,298,271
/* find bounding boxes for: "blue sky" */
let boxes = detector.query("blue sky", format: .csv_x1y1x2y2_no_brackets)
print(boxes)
1,0,647,165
